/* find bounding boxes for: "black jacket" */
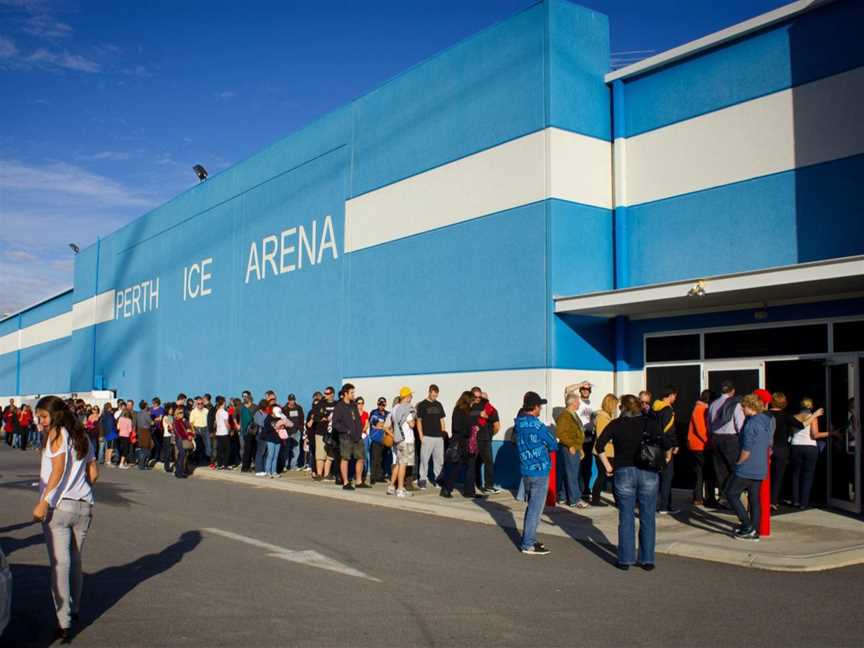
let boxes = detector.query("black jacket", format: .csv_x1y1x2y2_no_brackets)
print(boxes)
332,400,362,442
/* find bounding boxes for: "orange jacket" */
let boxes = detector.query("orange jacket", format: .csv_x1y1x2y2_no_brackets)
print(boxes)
688,402,709,451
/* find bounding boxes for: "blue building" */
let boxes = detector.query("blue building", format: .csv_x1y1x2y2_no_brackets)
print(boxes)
2,0,862,509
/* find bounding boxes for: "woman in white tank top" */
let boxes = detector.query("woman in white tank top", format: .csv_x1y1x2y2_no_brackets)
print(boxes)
32,395,99,642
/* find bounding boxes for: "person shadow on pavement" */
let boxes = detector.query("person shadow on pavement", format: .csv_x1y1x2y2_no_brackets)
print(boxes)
472,498,617,566
1,530,202,648
672,505,735,536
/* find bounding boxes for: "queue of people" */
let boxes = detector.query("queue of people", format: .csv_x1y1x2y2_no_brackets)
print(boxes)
11,377,833,585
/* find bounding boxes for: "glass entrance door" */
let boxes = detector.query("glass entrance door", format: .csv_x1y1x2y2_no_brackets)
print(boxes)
705,361,763,397
826,358,861,513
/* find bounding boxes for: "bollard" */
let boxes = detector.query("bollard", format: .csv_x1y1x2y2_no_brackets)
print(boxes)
758,450,771,537
545,451,558,507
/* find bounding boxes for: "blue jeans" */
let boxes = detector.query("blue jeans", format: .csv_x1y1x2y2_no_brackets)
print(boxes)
255,434,268,473
613,466,659,566
286,433,301,470
559,445,582,505
12,432,20,448
265,441,280,475
520,474,549,551
98,439,106,464
29,427,39,447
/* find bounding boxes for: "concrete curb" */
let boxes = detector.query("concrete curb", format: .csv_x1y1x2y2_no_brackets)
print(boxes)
191,468,864,572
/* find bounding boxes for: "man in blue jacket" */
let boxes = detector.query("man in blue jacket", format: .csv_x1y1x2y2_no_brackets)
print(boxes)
516,391,557,555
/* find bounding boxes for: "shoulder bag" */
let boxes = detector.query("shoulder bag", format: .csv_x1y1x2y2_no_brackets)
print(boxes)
637,418,666,472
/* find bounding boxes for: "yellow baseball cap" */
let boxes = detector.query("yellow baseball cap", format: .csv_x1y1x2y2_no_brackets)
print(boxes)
399,386,413,399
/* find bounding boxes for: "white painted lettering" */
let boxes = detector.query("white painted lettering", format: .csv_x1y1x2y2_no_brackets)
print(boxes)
150,277,159,310
245,242,260,284
261,235,278,278
317,214,338,264
123,288,132,318
115,291,124,319
279,228,297,274
299,221,316,269
131,284,141,315
200,258,213,296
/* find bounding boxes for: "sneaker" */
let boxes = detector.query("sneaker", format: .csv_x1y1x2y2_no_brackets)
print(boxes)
521,543,550,556
312,475,323,482
734,528,760,541
396,489,412,498
416,481,428,490
356,482,371,489
640,563,656,572
255,472,266,477
386,485,396,496
575,501,590,509
667,508,681,515
439,489,453,499
343,484,355,491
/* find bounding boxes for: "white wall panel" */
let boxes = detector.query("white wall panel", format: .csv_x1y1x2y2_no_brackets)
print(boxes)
345,367,615,440
71,290,116,331
345,128,612,253
619,66,864,206
19,312,72,349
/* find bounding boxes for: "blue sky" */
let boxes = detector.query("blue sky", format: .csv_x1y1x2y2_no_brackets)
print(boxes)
0,0,789,315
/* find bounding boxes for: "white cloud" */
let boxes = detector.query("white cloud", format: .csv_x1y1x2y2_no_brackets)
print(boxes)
76,150,132,161
3,248,38,262
21,14,73,39
0,35,17,58
0,159,155,206
27,48,101,72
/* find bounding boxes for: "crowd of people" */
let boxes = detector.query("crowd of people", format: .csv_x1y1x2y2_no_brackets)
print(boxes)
5,378,830,566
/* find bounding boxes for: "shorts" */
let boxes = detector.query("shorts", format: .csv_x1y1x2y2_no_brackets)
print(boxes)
394,440,415,466
340,437,364,461
315,434,337,460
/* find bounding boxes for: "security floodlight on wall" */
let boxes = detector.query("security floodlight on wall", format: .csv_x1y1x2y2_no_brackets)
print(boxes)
69,243,80,254
687,280,706,298
193,164,208,182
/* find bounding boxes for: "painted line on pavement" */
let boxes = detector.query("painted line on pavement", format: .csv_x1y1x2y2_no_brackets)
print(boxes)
203,527,381,582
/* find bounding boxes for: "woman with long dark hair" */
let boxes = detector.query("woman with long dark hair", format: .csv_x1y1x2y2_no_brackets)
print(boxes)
32,395,99,641
439,391,479,499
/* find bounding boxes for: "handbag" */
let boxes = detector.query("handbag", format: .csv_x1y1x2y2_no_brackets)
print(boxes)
637,418,666,472
382,429,394,448
445,442,462,463
182,437,194,450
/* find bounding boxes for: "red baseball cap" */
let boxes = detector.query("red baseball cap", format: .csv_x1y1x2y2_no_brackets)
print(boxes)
754,389,773,406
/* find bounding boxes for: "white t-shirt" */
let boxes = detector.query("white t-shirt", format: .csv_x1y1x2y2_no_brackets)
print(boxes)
162,415,173,438
40,428,95,506
401,413,415,444
215,409,230,436
577,399,593,433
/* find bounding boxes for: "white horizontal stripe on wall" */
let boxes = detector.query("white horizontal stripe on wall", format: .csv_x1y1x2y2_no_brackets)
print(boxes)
344,367,614,440
71,290,116,331
0,330,20,356
345,128,612,253
19,311,72,350
0,289,116,356
617,65,864,207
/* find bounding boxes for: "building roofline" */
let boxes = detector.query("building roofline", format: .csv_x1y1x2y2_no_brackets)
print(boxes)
605,0,836,83
0,287,74,324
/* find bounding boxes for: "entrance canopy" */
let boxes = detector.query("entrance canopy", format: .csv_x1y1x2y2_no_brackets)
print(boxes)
554,255,864,319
